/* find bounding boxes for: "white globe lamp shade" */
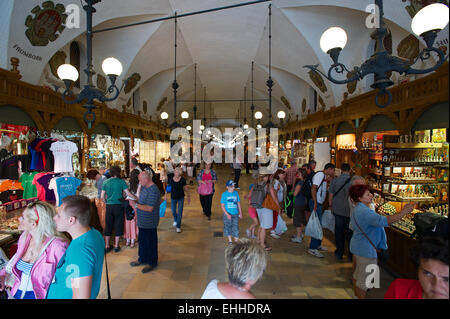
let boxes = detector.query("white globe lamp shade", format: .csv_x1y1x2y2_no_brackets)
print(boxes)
186,126,192,131
257,124,262,129
255,111,263,120
200,125,205,130
277,111,286,119
57,64,79,82
199,131,203,134
243,124,249,129
161,112,169,120
102,57,123,76
320,27,348,53
411,3,449,36
181,111,189,119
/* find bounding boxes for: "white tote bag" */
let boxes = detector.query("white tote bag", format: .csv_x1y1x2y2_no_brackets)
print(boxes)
274,214,288,235
305,210,323,240
321,210,335,233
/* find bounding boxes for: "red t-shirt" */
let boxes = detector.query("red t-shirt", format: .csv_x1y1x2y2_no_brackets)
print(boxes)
384,279,423,299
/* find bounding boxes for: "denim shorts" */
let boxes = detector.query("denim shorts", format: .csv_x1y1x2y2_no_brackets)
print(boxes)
223,213,240,238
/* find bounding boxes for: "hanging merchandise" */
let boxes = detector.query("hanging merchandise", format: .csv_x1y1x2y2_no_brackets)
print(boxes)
49,175,82,206
50,140,78,173
32,172,63,203
19,171,40,199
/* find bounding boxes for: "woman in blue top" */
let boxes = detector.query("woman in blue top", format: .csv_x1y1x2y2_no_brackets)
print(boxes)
349,184,415,299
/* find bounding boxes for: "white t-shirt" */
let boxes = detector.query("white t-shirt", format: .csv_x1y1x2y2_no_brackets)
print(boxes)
312,171,327,204
201,280,226,299
273,180,285,203
50,141,78,173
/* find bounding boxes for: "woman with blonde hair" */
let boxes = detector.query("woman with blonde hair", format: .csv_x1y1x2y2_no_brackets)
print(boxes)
165,167,190,233
0,201,68,299
201,238,267,299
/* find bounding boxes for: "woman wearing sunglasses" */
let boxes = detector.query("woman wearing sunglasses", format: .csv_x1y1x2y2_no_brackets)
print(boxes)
0,201,68,299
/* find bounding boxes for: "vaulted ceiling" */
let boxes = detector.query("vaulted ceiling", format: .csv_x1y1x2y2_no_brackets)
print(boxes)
1,0,448,128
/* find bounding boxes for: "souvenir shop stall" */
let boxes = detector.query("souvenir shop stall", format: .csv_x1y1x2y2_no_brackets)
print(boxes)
89,134,126,174
313,127,331,171
364,103,449,279
335,122,357,169
0,121,82,257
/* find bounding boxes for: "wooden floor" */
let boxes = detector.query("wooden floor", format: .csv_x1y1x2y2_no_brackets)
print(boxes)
97,166,395,299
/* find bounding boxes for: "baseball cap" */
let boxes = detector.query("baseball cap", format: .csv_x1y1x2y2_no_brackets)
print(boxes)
226,180,236,187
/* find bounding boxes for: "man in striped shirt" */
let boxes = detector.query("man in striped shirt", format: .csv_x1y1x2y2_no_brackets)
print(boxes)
285,158,298,218
128,171,161,273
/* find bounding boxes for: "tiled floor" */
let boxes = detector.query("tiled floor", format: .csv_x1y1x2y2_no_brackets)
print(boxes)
97,166,395,299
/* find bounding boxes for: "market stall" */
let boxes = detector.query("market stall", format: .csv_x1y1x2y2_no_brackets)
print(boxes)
373,103,449,279
335,121,357,169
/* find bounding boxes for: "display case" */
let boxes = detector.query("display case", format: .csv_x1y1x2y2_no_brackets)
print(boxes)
378,135,449,235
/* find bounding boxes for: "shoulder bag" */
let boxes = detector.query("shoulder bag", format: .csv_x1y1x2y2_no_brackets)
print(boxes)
262,186,280,211
353,214,389,262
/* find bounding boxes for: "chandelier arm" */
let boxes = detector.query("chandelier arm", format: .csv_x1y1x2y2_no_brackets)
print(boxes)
303,64,360,86
99,84,121,103
404,48,449,75
61,89,84,105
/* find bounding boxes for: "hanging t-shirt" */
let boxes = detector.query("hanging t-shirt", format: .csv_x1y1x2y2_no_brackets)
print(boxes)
32,172,48,201
0,149,21,180
49,176,82,206
0,179,23,192
29,138,44,171
50,141,78,173
40,140,56,172
0,189,23,204
19,172,39,199
36,173,61,203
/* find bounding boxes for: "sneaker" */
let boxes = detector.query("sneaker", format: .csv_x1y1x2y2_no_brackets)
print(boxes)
130,260,143,267
318,245,328,251
176,228,181,233
207,216,211,221
105,247,113,253
173,221,177,227
291,236,303,244
114,246,121,253
270,232,280,239
308,249,324,258
246,229,252,238
228,241,233,246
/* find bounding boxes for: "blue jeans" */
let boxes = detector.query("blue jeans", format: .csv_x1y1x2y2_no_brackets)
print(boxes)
171,198,184,228
309,201,323,250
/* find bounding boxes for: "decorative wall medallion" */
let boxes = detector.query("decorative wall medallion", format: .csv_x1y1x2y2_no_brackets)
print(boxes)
124,73,141,95
25,1,67,47
346,71,358,94
308,70,327,93
157,97,168,111
143,101,148,114
97,74,107,93
281,96,291,110
402,0,448,18
302,99,307,113
397,34,420,63
48,50,66,78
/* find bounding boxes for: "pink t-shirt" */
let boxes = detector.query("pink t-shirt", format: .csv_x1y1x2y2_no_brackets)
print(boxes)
32,172,47,201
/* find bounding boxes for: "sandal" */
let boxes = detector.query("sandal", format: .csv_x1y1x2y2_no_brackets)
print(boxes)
264,246,272,251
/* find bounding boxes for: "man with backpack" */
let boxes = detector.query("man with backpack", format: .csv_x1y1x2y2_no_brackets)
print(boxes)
329,163,353,261
307,163,335,258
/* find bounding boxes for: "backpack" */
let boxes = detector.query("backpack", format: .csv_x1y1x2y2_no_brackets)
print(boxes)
412,213,449,240
301,172,317,199
250,182,267,209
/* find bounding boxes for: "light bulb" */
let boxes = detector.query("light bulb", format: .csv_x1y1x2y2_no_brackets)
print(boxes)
186,126,192,131
243,124,249,129
320,27,348,53
200,125,205,130
181,111,189,119
257,124,262,129
277,111,286,119
161,112,169,120
57,64,79,82
255,111,263,120
102,57,123,76
412,3,449,36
